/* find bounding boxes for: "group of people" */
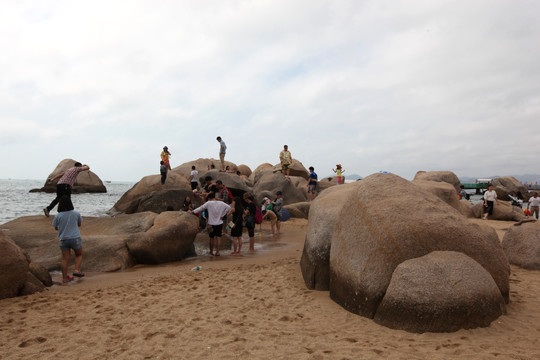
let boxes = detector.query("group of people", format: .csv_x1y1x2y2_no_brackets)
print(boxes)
187,173,285,256
480,184,539,220
43,162,90,284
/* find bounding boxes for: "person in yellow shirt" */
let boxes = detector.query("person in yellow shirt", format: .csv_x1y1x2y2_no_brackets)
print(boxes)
161,146,171,170
279,145,293,179
333,164,345,184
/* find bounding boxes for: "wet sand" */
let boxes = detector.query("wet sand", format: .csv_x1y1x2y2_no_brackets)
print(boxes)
1,218,540,359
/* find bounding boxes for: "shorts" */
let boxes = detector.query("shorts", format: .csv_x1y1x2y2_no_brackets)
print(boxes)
59,237,82,251
209,224,223,238
484,200,494,215
308,184,317,194
191,181,198,190
282,164,290,171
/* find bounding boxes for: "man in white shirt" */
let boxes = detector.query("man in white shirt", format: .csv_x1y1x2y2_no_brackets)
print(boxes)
482,184,498,220
527,192,540,219
190,192,231,256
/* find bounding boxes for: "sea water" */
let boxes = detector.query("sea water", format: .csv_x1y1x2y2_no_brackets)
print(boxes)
0,179,135,225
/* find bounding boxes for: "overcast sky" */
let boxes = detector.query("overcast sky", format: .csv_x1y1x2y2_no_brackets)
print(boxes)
1,0,539,182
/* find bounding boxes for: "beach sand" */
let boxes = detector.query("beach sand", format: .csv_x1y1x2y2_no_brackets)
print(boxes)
1,218,540,359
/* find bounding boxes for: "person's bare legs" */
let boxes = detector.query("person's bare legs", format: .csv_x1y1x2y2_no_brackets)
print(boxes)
276,220,281,235
249,236,255,252
209,237,215,255
215,236,221,256
73,248,83,274
61,250,71,282
237,237,242,254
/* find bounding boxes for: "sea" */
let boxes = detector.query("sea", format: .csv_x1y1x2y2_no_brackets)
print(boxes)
0,179,135,225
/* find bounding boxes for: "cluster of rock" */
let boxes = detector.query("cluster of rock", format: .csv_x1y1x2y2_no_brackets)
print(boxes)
301,172,512,333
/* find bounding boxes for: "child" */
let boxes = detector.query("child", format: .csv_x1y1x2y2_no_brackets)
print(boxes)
333,164,345,184
160,161,168,185
161,146,171,170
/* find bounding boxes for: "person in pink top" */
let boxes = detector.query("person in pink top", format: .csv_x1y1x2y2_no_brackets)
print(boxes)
43,162,90,217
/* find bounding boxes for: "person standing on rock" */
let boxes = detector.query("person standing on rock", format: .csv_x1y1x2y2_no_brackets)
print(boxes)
482,184,498,220
52,196,85,284
527,192,540,219
160,161,168,185
308,166,318,201
280,145,293,179
43,162,90,217
161,146,172,170
189,165,199,190
333,164,345,184
189,192,231,256
216,136,227,171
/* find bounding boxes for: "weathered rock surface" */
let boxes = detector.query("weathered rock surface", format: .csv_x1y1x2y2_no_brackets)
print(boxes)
472,200,525,221
284,202,310,219
172,158,238,179
127,212,199,264
135,189,203,213
253,172,308,205
109,174,191,215
1,211,199,272
413,171,461,193
19,272,46,296
196,170,251,197
374,251,507,333
301,173,510,332
492,176,530,202
33,159,106,193
0,231,29,300
29,262,53,287
237,164,252,177
413,180,460,211
502,221,540,270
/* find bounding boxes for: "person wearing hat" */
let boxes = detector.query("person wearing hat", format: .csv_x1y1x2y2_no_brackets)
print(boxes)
272,191,284,234
333,164,345,184
161,146,171,170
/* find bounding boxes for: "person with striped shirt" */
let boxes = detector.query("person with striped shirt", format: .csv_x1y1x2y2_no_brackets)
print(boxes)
43,162,90,217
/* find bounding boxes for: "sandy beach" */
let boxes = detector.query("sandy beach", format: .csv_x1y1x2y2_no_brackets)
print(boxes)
1,218,540,360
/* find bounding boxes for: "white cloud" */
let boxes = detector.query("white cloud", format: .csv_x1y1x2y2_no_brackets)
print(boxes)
1,0,540,181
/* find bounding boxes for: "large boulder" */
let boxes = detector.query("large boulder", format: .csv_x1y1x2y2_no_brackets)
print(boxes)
249,163,274,185
253,172,308,205
271,160,309,180
301,173,510,332
172,158,238,179
472,200,525,221
374,251,506,333
33,159,106,193
127,212,199,264
413,180,460,211
237,164,252,177
109,173,191,215
196,170,252,197
0,231,29,299
502,221,540,270
492,177,530,202
135,189,203,213
284,202,311,219
413,171,461,193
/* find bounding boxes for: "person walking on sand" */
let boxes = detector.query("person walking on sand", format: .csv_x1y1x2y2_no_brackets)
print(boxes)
482,184,498,220
528,192,540,219
52,196,85,284
333,164,345,184
189,192,231,256
160,161,168,185
189,165,199,190
243,192,257,252
229,196,244,255
43,162,90,217
216,136,227,171
161,146,172,170
280,145,293,179
307,166,318,201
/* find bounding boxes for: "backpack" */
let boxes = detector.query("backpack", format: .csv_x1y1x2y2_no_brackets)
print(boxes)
254,206,263,224
220,187,233,204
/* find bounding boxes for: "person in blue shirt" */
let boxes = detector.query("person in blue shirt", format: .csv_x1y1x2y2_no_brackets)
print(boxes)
52,196,84,283
308,166,318,201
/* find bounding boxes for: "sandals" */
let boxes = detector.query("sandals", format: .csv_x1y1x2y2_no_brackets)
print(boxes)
63,276,74,284
73,271,85,277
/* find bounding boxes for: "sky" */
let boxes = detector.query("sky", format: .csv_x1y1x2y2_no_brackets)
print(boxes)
1,0,540,182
